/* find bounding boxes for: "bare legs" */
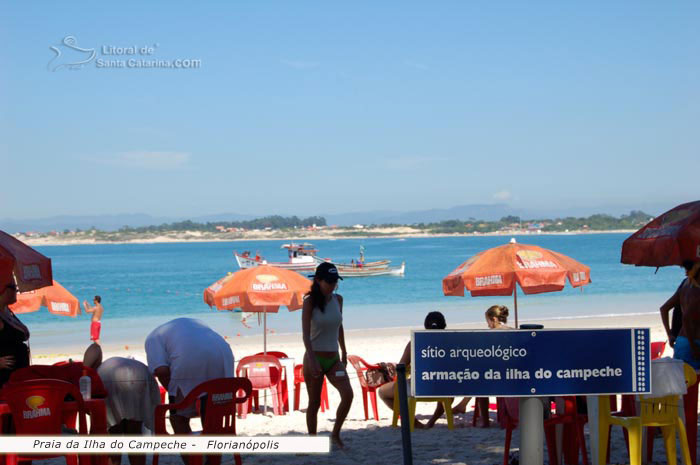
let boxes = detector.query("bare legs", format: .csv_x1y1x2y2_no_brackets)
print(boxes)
303,357,354,448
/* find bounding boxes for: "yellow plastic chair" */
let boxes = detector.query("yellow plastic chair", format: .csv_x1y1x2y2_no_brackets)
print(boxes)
597,362,697,465
390,368,454,432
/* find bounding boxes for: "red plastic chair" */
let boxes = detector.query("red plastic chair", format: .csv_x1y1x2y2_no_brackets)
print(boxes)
0,379,88,465
347,355,385,421
15,363,107,398
254,351,290,411
502,397,588,465
236,355,286,417
254,351,288,359
293,364,329,412
153,377,252,465
650,341,666,359
544,397,589,465
10,363,107,432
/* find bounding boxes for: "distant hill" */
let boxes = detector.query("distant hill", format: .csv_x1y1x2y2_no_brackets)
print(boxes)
0,202,669,233
0,212,255,233
324,204,518,226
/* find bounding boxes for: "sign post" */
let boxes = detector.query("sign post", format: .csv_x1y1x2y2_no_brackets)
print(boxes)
412,328,650,465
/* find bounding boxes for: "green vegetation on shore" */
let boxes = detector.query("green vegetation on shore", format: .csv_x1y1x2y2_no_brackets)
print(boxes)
17,211,651,242
410,210,651,234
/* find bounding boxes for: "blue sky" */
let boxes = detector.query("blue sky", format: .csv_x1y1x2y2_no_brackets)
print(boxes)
1,1,698,220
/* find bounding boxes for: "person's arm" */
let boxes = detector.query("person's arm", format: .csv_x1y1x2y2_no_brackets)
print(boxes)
83,300,95,314
153,366,171,390
660,287,681,342
302,297,321,377
337,295,348,366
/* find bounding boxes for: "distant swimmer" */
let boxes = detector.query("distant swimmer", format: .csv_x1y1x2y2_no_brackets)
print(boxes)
83,295,104,344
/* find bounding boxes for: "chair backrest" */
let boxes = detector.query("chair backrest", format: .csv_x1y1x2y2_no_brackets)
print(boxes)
11,363,108,398
236,355,282,390
0,379,87,435
650,341,666,360
347,355,371,388
194,378,252,434
254,351,288,359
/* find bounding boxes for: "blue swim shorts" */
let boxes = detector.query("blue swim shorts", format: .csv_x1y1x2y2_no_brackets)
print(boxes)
673,336,700,369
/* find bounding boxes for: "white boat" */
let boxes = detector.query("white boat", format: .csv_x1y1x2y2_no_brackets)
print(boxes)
234,243,319,272
333,261,406,278
234,243,404,277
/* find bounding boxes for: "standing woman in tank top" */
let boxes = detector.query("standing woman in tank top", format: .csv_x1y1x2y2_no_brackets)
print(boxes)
302,262,354,448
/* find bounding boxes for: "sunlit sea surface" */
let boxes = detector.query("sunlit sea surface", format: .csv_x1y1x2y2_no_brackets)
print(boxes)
23,234,681,351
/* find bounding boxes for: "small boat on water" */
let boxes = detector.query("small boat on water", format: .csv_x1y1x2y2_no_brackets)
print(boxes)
234,243,404,277
333,261,406,278
234,243,319,272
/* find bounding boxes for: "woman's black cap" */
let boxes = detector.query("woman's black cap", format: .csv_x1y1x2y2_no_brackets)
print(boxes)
310,262,343,281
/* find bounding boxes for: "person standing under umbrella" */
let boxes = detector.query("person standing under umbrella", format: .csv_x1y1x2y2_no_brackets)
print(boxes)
0,282,30,388
660,260,695,348
302,262,353,449
661,261,700,366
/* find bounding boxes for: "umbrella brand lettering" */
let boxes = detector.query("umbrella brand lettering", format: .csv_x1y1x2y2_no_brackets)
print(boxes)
516,260,556,269
222,296,240,306
212,392,233,404
24,396,51,419
252,282,288,291
255,274,280,284
516,250,543,260
22,264,41,280
475,275,503,287
637,225,680,239
50,302,70,313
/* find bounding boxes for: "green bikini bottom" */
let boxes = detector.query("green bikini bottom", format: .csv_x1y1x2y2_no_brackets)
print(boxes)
315,354,340,374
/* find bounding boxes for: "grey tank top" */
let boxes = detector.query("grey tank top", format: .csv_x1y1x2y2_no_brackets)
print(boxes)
310,294,342,352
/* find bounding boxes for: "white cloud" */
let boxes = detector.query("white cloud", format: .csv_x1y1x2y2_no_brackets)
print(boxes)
493,190,512,201
88,151,190,170
280,60,320,70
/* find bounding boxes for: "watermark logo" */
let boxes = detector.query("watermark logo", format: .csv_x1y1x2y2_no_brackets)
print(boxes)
48,36,96,71
48,35,201,71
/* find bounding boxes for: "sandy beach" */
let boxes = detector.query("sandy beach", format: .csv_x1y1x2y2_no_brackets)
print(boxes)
16,228,637,247
30,313,683,465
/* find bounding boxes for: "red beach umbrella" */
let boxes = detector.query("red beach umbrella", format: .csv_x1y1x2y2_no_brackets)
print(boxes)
621,200,700,267
442,239,591,328
10,280,80,317
0,231,53,291
203,265,311,352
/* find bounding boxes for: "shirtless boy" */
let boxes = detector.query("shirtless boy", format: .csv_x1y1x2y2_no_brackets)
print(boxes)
83,295,104,344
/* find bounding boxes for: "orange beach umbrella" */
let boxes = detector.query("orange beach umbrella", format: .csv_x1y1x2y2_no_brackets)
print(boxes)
203,265,312,352
442,239,591,328
10,279,80,317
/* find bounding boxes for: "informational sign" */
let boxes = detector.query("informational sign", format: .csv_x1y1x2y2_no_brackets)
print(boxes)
412,328,650,397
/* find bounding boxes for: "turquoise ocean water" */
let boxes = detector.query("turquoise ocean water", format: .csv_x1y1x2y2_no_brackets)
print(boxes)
22,234,682,351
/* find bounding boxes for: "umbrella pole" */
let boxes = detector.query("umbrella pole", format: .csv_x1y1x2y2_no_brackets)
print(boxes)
263,308,268,414
514,287,518,329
